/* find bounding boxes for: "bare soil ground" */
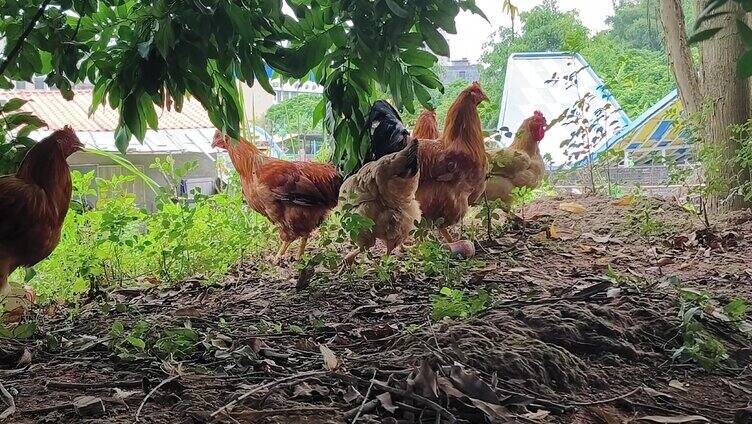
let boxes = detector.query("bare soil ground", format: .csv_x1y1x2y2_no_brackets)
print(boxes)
1,195,751,423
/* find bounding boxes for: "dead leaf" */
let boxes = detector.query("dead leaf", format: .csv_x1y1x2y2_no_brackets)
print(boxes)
637,415,709,423
343,386,362,403
319,344,341,371
468,398,511,421
437,376,465,399
548,223,559,239
409,361,439,399
613,195,635,206
174,306,202,318
582,232,612,244
249,338,270,353
291,381,328,398
559,202,586,214
580,244,597,254
360,324,397,341
448,365,499,404
376,392,398,413
523,410,550,421
112,388,139,400
606,288,622,298
643,387,673,400
657,257,675,267
16,348,32,367
293,382,314,398
724,379,752,395
588,405,625,424
668,380,688,392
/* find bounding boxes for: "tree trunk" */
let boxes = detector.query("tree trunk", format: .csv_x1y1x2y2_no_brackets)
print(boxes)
700,2,751,209
660,0,702,115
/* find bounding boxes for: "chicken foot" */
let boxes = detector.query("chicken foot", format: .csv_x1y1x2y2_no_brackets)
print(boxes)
297,236,309,260
339,247,366,273
439,228,455,243
274,240,292,265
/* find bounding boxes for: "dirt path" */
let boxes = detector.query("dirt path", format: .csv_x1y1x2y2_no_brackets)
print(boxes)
1,195,751,423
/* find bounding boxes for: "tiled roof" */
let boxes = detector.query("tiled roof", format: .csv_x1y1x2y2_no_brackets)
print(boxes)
0,89,283,156
0,89,213,131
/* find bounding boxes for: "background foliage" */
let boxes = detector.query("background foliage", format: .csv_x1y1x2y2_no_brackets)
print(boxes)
476,0,683,128
264,94,322,137
0,0,486,175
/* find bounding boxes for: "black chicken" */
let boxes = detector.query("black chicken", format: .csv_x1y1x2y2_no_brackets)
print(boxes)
365,100,409,162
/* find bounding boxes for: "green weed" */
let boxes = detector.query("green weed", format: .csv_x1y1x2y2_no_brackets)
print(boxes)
431,287,490,321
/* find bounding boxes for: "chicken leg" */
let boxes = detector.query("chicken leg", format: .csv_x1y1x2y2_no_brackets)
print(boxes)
439,228,454,243
275,240,292,264
339,247,365,273
297,236,309,260
0,275,9,298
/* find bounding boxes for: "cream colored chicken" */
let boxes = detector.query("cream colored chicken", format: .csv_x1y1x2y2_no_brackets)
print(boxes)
340,139,421,264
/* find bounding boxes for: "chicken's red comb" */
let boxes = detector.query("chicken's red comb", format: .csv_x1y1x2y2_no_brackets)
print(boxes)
54,125,78,140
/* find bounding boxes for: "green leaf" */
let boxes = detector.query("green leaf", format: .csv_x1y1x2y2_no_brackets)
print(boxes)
155,20,175,58
252,57,275,94
140,95,159,130
13,323,37,339
401,49,437,68
738,50,752,78
725,298,746,320
0,98,28,113
737,19,752,47
114,126,132,154
688,27,723,44
414,82,433,108
419,21,450,57
397,32,424,49
127,336,146,349
384,0,409,18
312,98,326,128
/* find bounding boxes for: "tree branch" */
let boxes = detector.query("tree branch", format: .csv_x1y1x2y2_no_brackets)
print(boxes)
0,0,53,78
659,0,702,115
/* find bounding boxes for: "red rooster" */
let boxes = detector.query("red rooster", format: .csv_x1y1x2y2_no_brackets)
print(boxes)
0,127,83,296
213,132,342,263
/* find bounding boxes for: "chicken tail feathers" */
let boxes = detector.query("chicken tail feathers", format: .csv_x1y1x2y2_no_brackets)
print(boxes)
367,100,409,162
398,139,420,179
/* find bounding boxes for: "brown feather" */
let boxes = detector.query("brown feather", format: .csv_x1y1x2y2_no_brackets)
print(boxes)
220,136,342,242
414,83,489,228
0,129,81,293
413,110,440,140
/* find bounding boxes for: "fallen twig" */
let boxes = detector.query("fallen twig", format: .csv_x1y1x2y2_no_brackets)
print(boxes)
334,373,456,423
350,370,377,423
134,375,180,422
344,400,379,420
210,370,327,418
0,382,16,421
570,387,642,406
234,406,337,419
47,379,144,390
20,402,73,416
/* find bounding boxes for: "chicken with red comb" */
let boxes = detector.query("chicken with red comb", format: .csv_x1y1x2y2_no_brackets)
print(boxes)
483,111,548,207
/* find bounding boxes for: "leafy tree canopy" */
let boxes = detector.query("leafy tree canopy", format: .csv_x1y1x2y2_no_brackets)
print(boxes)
0,0,486,174
264,93,322,137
